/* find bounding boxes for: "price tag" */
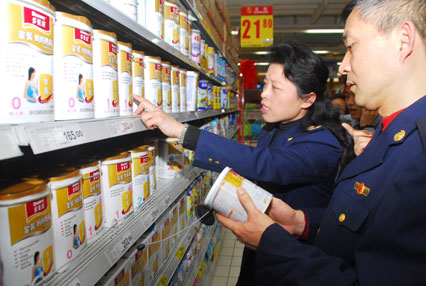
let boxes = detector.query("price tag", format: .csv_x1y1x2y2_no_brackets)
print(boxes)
157,275,168,286
106,230,134,264
240,6,273,48
25,123,86,154
106,118,140,137
176,245,185,260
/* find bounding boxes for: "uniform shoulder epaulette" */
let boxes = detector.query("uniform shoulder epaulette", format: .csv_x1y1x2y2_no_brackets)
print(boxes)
306,125,323,132
416,115,426,153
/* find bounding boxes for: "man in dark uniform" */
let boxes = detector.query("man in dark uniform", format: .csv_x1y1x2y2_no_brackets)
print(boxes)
217,0,426,284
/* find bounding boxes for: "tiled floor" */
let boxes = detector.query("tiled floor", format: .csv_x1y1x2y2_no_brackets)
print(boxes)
209,228,244,286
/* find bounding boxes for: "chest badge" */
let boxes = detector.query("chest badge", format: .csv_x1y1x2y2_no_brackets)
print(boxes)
287,137,294,141
354,182,370,197
394,130,406,142
307,125,322,131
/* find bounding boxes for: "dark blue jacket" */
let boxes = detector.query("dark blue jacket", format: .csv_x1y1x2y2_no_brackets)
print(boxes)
255,96,426,285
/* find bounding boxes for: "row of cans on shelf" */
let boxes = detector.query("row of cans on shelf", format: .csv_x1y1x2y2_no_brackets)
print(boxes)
0,138,196,285
0,0,235,124
96,170,213,286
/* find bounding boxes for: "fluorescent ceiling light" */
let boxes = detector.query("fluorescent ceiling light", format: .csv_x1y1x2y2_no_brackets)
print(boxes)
337,62,342,65
254,62,269,66
231,30,238,35
254,51,269,55
304,29,344,34
313,50,330,54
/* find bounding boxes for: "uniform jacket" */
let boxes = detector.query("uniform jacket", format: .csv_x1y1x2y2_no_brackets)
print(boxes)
255,95,426,285
193,122,342,208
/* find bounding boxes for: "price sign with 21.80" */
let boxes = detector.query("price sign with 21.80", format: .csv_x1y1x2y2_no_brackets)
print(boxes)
240,6,273,48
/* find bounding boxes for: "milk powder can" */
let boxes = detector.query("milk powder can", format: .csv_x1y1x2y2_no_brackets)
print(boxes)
145,0,164,39
54,12,94,120
191,29,201,64
109,0,137,21
80,160,103,244
48,169,86,270
100,152,133,227
123,240,149,286
179,10,189,57
144,56,162,108
129,146,150,210
147,144,157,194
161,61,172,113
164,1,179,50
117,41,133,116
179,69,187,112
197,80,209,110
132,50,144,113
171,65,180,113
207,83,213,109
208,46,215,75
93,30,119,118
158,138,184,179
0,179,54,286
0,0,55,123
186,71,198,112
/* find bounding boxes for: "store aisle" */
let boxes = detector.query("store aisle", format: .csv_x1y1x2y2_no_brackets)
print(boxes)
210,228,244,286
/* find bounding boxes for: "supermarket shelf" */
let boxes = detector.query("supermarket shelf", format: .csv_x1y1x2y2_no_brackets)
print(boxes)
50,0,227,85
151,219,200,286
46,167,203,286
2,108,239,158
183,221,218,286
201,229,224,285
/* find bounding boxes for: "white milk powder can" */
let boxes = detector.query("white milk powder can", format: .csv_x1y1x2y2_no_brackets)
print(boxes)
0,179,54,286
130,146,150,210
179,69,187,112
0,0,55,123
100,152,133,227
205,167,273,222
144,56,162,108
80,160,103,244
158,138,184,179
54,12,94,120
191,29,200,64
186,71,198,111
179,10,189,57
118,41,133,116
147,144,157,194
161,61,172,113
164,1,179,50
132,50,144,113
48,169,86,270
145,0,164,39
93,29,119,118
109,0,137,21
171,65,180,113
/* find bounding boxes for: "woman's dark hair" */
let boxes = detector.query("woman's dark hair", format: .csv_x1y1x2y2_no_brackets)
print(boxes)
78,74,83,83
73,224,77,234
28,67,35,80
269,42,354,168
34,251,40,264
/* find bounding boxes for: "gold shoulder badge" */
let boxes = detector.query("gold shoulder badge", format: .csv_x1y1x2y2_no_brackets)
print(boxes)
307,125,322,131
354,182,370,197
394,130,406,142
287,137,294,141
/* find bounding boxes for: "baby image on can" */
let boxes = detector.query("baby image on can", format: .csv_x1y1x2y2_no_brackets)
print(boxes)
0,180,54,286
0,1,55,123
205,167,273,222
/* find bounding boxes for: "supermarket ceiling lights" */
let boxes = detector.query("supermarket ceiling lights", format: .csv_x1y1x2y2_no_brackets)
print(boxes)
303,29,344,34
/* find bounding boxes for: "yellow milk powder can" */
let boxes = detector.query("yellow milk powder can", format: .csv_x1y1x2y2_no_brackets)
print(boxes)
161,61,172,113
93,29,119,118
0,0,55,123
144,56,162,108
130,146,150,210
48,169,86,270
132,50,144,113
118,41,133,116
80,160,103,244
54,12,94,120
100,152,133,227
0,179,54,286
171,65,180,113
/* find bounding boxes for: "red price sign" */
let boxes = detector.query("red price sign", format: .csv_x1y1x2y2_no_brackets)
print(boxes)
240,6,273,48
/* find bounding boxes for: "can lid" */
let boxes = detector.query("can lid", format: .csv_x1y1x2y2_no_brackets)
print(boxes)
145,56,162,62
165,0,178,7
79,159,99,169
93,29,117,39
117,41,132,49
129,146,148,153
103,152,131,162
162,61,171,66
33,0,55,12
204,167,231,207
0,179,48,201
56,12,91,27
48,169,80,182
171,65,180,69
133,50,145,56
180,10,188,16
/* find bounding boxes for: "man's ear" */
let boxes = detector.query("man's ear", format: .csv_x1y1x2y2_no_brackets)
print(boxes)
302,92,316,109
398,21,416,64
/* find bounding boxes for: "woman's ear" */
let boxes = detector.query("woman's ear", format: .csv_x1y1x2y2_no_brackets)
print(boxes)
301,92,316,109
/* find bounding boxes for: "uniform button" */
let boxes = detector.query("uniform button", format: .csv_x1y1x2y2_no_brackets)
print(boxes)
339,213,346,222
214,160,220,165
208,158,213,162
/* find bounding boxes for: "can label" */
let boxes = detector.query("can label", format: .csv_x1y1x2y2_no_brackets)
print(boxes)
82,168,103,243
144,61,162,107
132,153,150,209
197,80,209,110
164,5,179,49
119,48,133,116
179,13,189,56
186,73,198,111
171,69,180,112
162,65,171,112
191,30,200,64
179,72,186,112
